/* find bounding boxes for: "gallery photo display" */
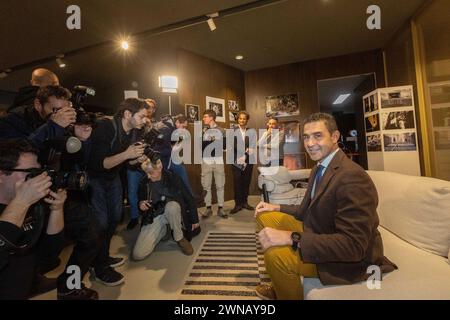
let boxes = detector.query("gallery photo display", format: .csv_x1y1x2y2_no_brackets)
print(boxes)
206,96,225,122
381,110,415,130
367,133,382,152
228,100,239,111
380,87,413,109
185,104,200,123
265,93,299,118
365,114,380,133
383,132,417,152
364,94,378,113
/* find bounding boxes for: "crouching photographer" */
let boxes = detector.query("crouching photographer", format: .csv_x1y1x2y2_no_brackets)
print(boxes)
0,139,66,300
132,156,201,261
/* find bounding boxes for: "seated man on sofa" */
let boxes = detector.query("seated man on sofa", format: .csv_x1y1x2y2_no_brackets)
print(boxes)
254,112,397,300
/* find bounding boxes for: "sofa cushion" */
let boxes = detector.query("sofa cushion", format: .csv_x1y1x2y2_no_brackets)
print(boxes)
262,188,307,205
367,171,450,257
304,227,450,300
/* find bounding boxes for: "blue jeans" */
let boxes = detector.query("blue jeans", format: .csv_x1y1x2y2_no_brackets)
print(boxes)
127,169,144,220
89,175,123,273
170,162,193,195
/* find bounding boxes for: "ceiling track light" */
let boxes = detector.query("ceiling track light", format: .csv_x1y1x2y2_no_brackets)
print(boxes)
206,12,219,31
56,54,67,68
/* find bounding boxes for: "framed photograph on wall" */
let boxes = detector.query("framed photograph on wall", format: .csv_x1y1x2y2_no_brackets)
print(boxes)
185,104,200,123
228,100,239,111
229,111,238,122
381,110,415,130
265,93,299,118
206,96,225,122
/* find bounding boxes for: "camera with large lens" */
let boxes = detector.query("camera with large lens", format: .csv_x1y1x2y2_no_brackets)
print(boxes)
138,128,165,164
141,199,167,226
71,85,96,125
26,168,88,191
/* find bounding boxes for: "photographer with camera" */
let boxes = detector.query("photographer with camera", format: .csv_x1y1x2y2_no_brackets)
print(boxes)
87,98,149,286
0,139,66,300
126,98,158,230
0,86,76,153
132,157,200,261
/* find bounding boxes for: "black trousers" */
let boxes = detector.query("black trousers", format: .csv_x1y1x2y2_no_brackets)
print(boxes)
232,164,253,206
57,193,103,292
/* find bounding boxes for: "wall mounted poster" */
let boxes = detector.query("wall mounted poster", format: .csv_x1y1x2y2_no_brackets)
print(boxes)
265,93,299,117
383,132,417,152
365,114,380,133
381,111,415,130
206,96,225,122
228,100,239,111
380,87,413,108
367,133,382,152
185,104,199,123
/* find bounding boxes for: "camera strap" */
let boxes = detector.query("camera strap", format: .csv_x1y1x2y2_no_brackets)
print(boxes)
109,118,118,151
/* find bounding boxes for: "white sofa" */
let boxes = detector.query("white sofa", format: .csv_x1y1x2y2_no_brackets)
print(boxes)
303,170,450,300
258,167,450,299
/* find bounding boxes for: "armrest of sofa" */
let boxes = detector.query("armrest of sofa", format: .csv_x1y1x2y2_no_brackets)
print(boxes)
289,169,311,180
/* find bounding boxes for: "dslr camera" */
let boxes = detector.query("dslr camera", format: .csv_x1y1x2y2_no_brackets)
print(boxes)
141,198,167,226
137,128,165,164
26,168,88,191
71,85,96,125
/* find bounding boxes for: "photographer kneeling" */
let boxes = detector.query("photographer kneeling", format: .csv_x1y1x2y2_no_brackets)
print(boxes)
132,157,200,261
0,139,66,299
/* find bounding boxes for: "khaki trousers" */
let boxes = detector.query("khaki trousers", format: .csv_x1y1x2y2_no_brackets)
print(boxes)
256,212,318,300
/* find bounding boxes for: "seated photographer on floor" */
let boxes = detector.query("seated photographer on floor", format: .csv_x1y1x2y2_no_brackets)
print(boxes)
0,139,66,300
132,156,201,261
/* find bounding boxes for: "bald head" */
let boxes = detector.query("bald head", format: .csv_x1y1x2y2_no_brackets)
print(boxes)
31,68,59,87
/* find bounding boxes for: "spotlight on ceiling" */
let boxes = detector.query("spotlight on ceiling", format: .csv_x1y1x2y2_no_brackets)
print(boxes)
56,55,67,68
206,12,219,31
121,41,130,50
235,55,244,60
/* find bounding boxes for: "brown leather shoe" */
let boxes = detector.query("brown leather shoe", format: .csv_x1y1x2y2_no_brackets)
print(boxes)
255,284,277,300
177,238,194,255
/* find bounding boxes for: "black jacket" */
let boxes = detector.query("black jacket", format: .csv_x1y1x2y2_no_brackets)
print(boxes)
0,105,66,151
8,86,39,112
0,204,64,299
138,170,199,240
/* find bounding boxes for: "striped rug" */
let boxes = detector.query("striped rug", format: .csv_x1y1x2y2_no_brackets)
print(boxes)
178,231,271,300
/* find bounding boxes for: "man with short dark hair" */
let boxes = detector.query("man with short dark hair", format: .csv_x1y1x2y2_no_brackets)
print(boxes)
87,98,149,286
0,85,76,152
0,139,68,299
254,113,396,300
201,109,227,218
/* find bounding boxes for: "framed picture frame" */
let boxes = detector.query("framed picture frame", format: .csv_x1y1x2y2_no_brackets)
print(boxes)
206,96,225,122
265,93,299,118
185,104,200,123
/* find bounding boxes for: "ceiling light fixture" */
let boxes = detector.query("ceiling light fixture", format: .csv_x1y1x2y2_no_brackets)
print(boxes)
333,94,351,105
206,12,219,31
56,54,67,68
235,55,244,60
121,41,130,50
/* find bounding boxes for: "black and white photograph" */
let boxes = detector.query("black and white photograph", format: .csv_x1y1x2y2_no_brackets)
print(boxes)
365,114,380,133
228,100,239,111
366,134,382,152
265,93,299,117
229,111,238,122
185,104,200,123
382,111,415,130
432,107,450,127
383,133,417,152
434,130,450,150
206,96,225,122
369,94,378,112
364,97,370,113
380,87,413,108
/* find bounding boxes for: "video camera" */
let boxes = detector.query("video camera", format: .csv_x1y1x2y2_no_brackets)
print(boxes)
71,85,96,125
26,168,88,191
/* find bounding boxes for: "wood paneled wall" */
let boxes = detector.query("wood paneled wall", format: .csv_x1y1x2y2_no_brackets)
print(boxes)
176,49,245,203
245,49,385,194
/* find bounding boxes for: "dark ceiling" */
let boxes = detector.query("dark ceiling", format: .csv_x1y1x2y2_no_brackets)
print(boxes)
0,0,427,93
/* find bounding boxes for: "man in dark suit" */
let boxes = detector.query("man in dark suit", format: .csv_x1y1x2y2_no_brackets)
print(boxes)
254,113,396,300
230,111,255,214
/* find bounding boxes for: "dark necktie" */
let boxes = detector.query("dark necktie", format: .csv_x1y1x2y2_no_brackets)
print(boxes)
313,164,325,197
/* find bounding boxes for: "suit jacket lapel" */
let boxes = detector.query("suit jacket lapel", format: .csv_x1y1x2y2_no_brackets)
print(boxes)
309,149,345,208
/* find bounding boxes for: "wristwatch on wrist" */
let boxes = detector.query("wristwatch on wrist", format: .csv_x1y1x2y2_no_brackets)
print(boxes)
291,232,302,251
